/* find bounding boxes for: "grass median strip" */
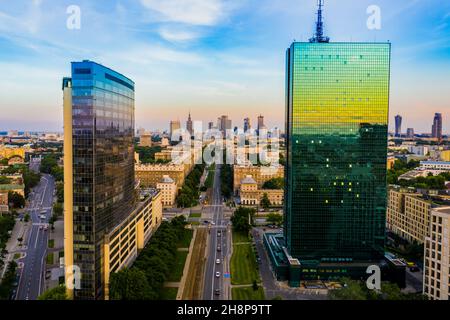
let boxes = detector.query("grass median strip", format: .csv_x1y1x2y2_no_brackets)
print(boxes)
232,286,265,300
231,243,260,285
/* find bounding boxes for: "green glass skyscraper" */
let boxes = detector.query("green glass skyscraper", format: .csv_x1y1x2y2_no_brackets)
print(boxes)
284,2,391,281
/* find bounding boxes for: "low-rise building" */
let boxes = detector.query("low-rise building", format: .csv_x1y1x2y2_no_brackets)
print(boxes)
233,164,284,194
0,192,8,212
423,207,450,300
139,133,152,147
387,188,432,244
156,175,177,207
441,150,450,162
239,175,284,206
7,156,24,165
103,190,162,300
136,163,185,190
0,145,25,159
420,161,450,171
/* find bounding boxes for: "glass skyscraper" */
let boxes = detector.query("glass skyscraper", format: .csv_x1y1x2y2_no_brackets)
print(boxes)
64,60,136,299
285,42,391,279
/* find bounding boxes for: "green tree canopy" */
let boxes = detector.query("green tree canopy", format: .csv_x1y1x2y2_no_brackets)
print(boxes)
38,285,68,300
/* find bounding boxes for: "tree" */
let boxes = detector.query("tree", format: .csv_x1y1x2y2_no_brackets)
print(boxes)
252,280,259,291
266,212,283,226
8,192,25,209
24,213,30,223
38,285,68,300
231,207,256,234
328,278,368,300
109,268,152,300
0,261,17,299
56,182,64,203
262,178,284,190
260,193,271,209
53,202,63,217
0,176,11,184
329,278,428,301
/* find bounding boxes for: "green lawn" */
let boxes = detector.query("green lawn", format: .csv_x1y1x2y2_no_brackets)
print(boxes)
232,231,250,244
232,287,265,300
177,229,194,248
160,287,178,300
230,244,260,285
48,239,55,249
46,252,54,265
189,212,201,218
13,253,21,260
167,251,189,282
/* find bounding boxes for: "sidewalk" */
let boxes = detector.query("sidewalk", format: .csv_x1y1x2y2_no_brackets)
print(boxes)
1,219,31,279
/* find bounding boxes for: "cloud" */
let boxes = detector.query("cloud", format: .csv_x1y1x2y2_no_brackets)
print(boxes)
158,26,200,42
140,0,226,26
102,44,205,65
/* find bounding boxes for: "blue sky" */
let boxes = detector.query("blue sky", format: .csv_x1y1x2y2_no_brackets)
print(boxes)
0,0,449,133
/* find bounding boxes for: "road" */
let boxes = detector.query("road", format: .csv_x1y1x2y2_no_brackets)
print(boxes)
15,158,55,300
203,164,232,300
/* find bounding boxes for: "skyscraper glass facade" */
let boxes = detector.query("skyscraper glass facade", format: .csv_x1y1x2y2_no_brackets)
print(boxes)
285,43,391,276
70,61,135,299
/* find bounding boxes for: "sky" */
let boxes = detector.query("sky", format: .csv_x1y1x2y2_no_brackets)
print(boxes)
0,0,449,133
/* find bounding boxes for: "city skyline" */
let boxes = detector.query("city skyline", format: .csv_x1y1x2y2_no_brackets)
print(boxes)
0,0,449,132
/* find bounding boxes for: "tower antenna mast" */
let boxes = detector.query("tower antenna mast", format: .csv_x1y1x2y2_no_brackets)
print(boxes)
309,0,330,43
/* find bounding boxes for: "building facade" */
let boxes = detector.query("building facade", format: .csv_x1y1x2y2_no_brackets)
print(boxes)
239,175,284,206
284,41,391,282
63,61,161,300
387,188,432,244
424,207,450,300
156,175,177,207
135,163,185,190
233,165,284,194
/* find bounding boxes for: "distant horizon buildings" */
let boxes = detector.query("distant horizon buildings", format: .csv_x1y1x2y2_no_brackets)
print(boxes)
169,120,181,141
407,128,415,139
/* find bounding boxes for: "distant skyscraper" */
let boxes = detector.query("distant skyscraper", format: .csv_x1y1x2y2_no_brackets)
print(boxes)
244,117,251,132
257,115,265,131
186,112,193,136
170,120,181,141
219,115,232,136
208,121,214,130
432,113,443,141
406,128,415,139
284,1,391,284
395,115,402,137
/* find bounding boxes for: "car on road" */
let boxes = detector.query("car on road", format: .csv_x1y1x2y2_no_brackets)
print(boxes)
215,271,220,278
214,289,220,296
217,246,221,252
216,259,221,264
217,231,221,237
39,215,46,220
39,225,43,230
